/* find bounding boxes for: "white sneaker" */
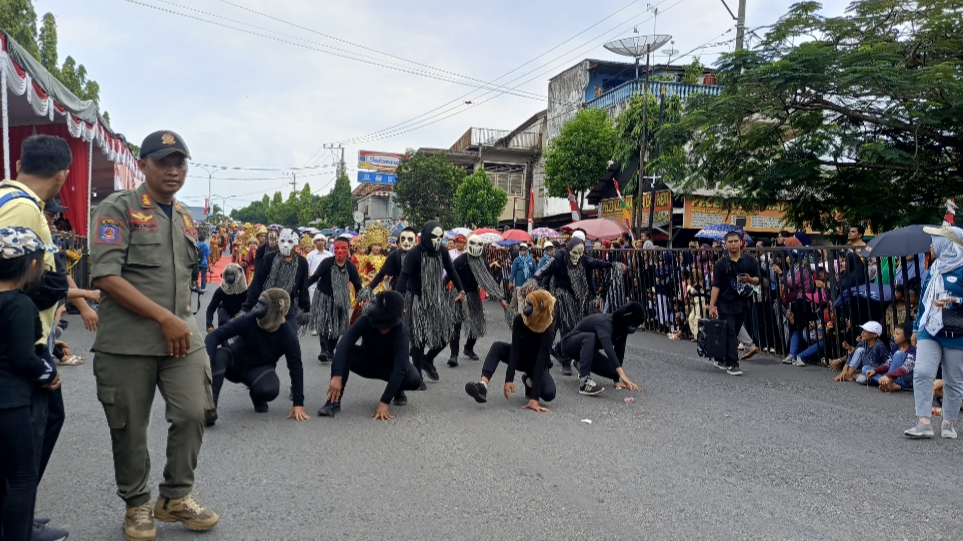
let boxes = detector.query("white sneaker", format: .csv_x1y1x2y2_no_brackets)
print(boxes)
781,355,794,364
792,357,806,367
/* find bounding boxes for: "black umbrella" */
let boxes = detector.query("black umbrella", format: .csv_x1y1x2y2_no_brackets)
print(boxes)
862,225,936,258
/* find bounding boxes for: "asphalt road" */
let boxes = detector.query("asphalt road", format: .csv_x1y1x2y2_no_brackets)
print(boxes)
38,297,963,541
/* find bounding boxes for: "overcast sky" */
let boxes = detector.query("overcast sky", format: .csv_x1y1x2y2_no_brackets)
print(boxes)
39,0,848,212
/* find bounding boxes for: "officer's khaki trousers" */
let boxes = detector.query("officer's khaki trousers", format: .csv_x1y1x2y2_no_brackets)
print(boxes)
93,349,213,506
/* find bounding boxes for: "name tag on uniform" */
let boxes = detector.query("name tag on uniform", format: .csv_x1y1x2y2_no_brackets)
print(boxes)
948,276,958,283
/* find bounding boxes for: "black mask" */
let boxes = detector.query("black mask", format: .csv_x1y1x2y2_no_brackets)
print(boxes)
626,324,639,334
224,273,236,285
523,301,534,318
252,296,269,319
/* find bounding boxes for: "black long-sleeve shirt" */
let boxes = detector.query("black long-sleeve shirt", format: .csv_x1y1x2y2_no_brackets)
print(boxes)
0,291,56,409
567,313,626,378
331,315,412,404
452,253,480,293
505,314,554,401
535,253,612,296
395,245,463,296
242,252,311,314
368,249,404,290
306,257,363,295
205,288,246,328
205,314,304,407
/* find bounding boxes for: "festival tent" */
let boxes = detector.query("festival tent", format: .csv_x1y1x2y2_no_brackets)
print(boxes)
0,33,142,236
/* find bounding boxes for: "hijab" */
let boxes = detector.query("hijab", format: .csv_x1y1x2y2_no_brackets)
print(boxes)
919,232,963,336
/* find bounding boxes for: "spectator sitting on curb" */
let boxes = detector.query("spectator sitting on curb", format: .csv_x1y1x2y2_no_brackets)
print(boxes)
833,321,891,383
868,321,916,392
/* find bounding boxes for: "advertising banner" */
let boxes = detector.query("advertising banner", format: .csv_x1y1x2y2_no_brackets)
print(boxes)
683,196,790,233
358,150,403,172
600,190,672,227
357,171,397,185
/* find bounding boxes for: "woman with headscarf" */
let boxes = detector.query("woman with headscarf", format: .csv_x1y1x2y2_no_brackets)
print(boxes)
905,226,963,439
205,263,248,333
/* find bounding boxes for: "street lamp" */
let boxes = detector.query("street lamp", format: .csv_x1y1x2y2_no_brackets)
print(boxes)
195,166,227,218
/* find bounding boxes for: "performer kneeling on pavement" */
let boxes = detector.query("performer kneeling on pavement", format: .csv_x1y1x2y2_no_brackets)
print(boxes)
205,262,247,334
466,290,557,412
558,301,644,396
307,237,363,362
448,234,509,367
318,291,421,420
242,227,310,335
396,221,464,386
204,288,308,424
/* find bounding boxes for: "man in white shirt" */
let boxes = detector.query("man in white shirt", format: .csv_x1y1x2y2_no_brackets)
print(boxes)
449,234,467,262
306,234,331,304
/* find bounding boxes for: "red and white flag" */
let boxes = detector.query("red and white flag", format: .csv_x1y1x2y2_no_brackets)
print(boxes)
566,187,580,221
527,187,535,233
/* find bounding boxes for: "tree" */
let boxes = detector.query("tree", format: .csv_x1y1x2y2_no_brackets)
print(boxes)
455,169,508,228
0,0,39,58
324,172,353,228
393,149,465,227
681,56,705,85
612,92,683,195
544,108,615,209
37,12,58,75
661,0,963,231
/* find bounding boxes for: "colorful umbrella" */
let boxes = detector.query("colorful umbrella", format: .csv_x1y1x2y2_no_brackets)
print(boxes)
449,227,472,237
693,224,751,243
501,229,532,242
478,232,504,244
531,227,560,238
561,219,628,241
472,228,501,236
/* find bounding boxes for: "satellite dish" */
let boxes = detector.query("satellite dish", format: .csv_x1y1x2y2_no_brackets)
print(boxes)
603,34,672,59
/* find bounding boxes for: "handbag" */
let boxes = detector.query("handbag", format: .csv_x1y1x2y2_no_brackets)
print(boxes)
939,305,963,335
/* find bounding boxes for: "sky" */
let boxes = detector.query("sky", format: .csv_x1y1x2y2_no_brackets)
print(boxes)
37,0,849,213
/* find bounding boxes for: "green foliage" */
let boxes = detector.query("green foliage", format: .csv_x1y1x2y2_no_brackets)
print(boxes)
455,169,508,228
37,12,57,74
0,0,39,58
544,108,615,207
230,198,269,224
324,173,353,228
393,149,465,227
660,0,963,232
681,56,705,85
612,92,683,195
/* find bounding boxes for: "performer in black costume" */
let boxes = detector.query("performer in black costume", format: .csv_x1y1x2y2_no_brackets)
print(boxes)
559,301,644,396
307,238,363,362
395,221,464,385
448,234,509,367
242,227,311,335
205,288,308,425
318,291,423,419
532,237,620,376
205,262,247,333
465,290,557,412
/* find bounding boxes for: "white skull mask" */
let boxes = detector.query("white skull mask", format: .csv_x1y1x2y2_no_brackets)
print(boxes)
569,243,585,265
466,235,484,257
278,228,298,257
399,231,416,252
430,227,444,251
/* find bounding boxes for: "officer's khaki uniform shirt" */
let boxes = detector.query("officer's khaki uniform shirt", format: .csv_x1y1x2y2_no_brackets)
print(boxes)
91,183,203,355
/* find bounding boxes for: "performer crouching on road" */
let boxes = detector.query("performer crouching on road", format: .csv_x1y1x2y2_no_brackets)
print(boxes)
558,302,644,396
307,237,363,362
204,288,308,425
466,290,557,412
318,291,422,420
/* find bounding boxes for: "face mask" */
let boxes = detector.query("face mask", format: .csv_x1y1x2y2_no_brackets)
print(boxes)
278,229,298,257
431,227,443,251
399,232,416,252
267,231,278,249
569,244,585,265
523,301,534,318
466,235,484,257
626,324,639,334
224,273,236,285
334,242,349,261
252,296,269,319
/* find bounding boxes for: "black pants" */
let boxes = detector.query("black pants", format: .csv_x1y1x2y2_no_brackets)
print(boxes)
750,301,782,352
410,345,444,374
338,345,422,401
210,348,280,407
560,332,621,381
0,405,38,541
718,309,745,367
216,307,234,328
320,336,338,356
31,349,64,483
482,342,556,401
449,323,477,357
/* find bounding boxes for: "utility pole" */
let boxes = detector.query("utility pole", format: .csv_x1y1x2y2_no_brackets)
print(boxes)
324,144,346,179
735,0,747,51
287,171,297,193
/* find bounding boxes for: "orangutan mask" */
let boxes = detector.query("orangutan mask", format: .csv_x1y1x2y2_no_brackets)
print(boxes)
399,231,416,252
466,235,484,258
278,228,298,257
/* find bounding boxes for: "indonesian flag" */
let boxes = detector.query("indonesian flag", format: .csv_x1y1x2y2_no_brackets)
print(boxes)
204,198,210,217
527,187,535,233
566,187,580,221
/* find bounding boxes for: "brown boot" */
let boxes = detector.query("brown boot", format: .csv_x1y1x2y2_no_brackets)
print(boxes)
154,492,219,531
124,500,156,541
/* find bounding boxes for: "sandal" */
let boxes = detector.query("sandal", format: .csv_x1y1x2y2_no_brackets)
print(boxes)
59,355,84,366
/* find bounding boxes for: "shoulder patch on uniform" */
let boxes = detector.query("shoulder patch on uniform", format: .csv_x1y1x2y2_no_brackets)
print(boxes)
95,223,122,245
98,217,122,227
129,209,158,231
140,193,152,207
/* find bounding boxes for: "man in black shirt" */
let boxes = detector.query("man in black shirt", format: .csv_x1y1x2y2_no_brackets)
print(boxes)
707,230,761,376
559,302,644,396
205,288,308,425
318,291,422,420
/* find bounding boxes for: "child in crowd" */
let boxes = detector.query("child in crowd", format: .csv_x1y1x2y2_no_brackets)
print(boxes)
866,320,916,392
0,227,60,540
833,321,891,382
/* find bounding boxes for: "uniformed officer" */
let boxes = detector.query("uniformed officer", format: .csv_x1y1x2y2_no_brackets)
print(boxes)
90,130,218,541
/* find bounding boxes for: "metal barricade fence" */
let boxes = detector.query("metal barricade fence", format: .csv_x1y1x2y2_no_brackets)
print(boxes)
526,246,923,365
54,232,89,288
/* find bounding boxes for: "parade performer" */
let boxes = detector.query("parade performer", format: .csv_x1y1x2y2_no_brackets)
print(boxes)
354,225,390,289
305,233,331,305
365,227,417,291
205,288,308,424
465,290,557,412
233,222,254,264
243,228,310,335
396,221,464,385
242,235,258,283
533,237,621,376
297,231,314,258
557,302,644,396
307,238,364,362
317,291,422,419
205,263,247,333
253,227,278,278
448,235,509,367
